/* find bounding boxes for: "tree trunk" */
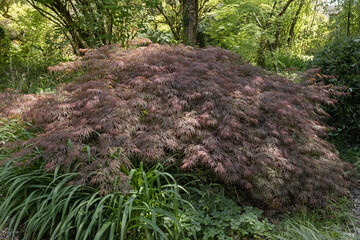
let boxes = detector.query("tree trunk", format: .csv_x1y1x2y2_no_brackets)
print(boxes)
257,35,267,68
48,0,88,53
182,0,198,46
288,0,304,45
347,0,351,36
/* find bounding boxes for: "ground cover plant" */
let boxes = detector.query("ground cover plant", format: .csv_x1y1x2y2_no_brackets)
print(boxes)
0,44,355,209
179,184,275,240
273,219,359,240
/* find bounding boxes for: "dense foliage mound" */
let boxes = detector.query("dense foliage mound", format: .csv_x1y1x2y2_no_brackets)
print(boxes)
314,37,360,146
0,44,354,207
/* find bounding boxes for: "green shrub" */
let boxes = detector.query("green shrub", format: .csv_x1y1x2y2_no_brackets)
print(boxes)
0,25,5,39
314,37,360,146
339,146,360,174
140,29,178,45
264,50,312,73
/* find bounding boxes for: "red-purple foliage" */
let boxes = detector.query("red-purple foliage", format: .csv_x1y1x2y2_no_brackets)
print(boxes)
0,44,354,207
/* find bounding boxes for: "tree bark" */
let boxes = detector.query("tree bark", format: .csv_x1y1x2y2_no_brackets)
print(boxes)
347,0,351,36
182,0,198,46
288,0,304,45
257,35,267,68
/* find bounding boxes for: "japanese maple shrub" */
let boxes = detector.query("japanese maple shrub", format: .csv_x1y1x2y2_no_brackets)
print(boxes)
1,44,353,207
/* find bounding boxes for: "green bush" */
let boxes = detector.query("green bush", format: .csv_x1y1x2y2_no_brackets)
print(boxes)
0,25,10,65
339,146,360,174
0,25,5,39
140,28,178,45
314,37,360,146
264,50,311,73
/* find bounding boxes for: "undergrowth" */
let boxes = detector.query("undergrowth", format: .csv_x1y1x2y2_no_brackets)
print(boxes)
272,208,359,240
339,146,360,174
0,161,188,240
0,118,35,144
0,117,358,239
0,119,187,239
0,118,271,240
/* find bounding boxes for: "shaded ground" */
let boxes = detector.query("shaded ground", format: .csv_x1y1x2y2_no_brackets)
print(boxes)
0,227,19,240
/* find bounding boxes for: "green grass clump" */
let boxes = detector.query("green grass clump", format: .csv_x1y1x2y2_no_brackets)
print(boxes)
273,217,359,240
0,161,188,240
0,118,37,162
272,201,359,240
0,118,35,144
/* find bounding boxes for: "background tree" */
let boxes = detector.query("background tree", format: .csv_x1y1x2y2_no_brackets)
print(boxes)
203,0,326,68
155,0,215,44
331,0,360,37
0,0,11,17
26,0,154,54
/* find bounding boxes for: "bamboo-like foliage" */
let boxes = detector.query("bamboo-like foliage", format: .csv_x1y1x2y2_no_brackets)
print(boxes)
272,218,359,240
0,44,354,207
0,160,187,240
